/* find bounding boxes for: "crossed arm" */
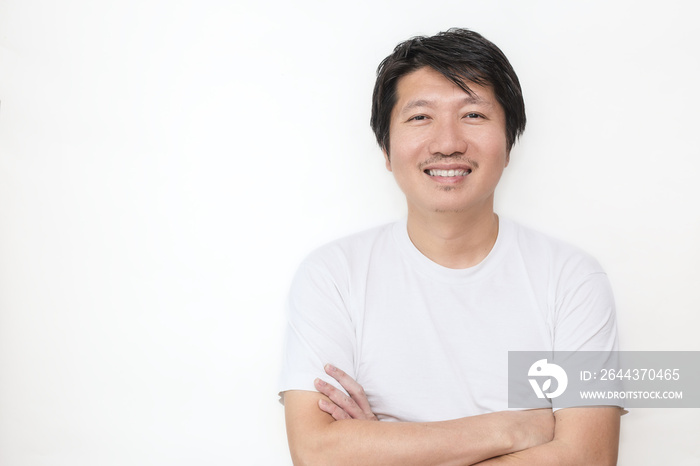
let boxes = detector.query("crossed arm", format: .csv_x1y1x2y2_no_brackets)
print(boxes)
284,365,621,466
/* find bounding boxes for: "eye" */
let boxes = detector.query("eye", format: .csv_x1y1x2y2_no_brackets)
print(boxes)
408,115,429,122
464,112,483,119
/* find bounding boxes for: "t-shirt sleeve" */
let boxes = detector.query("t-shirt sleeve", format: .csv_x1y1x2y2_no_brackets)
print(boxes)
278,252,356,403
551,268,623,410
553,271,619,353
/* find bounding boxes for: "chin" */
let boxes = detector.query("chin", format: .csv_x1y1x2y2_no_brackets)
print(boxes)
429,202,469,213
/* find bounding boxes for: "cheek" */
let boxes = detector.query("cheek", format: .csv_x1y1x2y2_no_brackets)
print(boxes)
473,130,509,161
386,144,418,176
386,156,418,191
387,132,422,164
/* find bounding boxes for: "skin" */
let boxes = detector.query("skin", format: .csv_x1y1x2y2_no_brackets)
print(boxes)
284,66,621,465
284,386,556,466
315,364,620,466
384,67,509,268
385,67,509,215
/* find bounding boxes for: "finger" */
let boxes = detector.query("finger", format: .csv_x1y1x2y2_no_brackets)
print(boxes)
314,377,364,418
318,398,351,421
314,377,362,416
324,364,374,416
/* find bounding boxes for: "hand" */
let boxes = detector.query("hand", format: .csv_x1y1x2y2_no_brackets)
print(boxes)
314,364,378,421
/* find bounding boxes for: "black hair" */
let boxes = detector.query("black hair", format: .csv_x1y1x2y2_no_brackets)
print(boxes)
370,28,526,155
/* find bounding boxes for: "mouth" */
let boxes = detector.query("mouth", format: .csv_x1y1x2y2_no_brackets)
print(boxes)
424,168,472,177
420,161,475,185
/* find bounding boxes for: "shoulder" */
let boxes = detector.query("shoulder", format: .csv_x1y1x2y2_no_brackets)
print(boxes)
504,218,606,283
287,221,399,318
503,220,619,349
299,221,399,272
289,221,399,293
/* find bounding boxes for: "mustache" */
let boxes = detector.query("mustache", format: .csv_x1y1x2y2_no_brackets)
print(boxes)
417,155,479,170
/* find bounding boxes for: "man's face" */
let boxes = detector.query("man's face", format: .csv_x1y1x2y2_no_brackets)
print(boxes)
385,66,509,216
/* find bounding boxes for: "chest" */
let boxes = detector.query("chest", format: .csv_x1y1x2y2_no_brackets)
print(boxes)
350,262,554,421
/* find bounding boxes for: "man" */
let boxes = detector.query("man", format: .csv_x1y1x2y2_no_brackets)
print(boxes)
279,28,621,465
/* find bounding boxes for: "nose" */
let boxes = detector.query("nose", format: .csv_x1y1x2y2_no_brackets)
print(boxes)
427,119,467,157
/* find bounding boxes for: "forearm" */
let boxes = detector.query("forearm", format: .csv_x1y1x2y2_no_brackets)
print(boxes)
285,387,554,466
475,439,617,466
474,407,621,466
291,412,519,466
474,439,575,465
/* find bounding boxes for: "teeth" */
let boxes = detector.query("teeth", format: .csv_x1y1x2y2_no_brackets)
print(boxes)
428,169,470,177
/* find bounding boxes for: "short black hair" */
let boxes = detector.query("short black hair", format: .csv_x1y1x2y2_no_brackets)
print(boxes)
370,28,526,155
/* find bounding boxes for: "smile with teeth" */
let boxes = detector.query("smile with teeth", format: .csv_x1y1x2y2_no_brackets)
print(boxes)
426,169,471,177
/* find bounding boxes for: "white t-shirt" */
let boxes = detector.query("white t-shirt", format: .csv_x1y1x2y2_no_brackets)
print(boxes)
279,217,619,422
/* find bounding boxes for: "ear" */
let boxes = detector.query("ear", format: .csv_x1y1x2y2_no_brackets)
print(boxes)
383,149,392,172
505,150,510,167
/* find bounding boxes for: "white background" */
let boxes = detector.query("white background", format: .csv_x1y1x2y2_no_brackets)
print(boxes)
1,0,698,464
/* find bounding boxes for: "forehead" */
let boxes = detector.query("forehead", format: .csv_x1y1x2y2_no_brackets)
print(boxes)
393,66,498,114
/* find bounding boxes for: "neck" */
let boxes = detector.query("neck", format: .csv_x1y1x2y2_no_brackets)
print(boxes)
406,206,499,269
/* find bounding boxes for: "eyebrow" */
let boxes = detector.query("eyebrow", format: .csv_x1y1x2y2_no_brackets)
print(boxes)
399,95,491,114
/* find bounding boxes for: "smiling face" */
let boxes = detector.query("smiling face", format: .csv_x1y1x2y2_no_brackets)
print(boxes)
385,66,510,217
